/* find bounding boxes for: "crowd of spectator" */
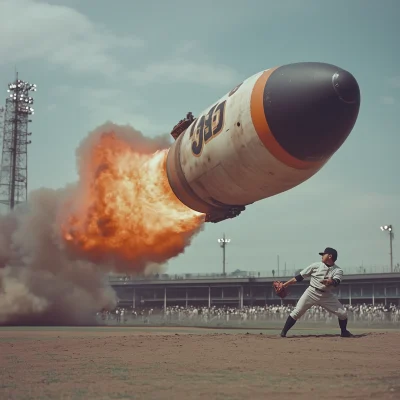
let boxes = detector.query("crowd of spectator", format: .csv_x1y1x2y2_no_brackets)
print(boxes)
98,303,399,326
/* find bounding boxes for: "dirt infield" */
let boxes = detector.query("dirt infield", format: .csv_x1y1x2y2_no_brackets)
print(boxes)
1,326,399,400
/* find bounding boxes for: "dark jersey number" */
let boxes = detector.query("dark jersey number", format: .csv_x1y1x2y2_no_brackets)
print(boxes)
190,100,226,157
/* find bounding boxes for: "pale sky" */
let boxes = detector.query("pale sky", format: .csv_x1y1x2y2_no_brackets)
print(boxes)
0,0,399,277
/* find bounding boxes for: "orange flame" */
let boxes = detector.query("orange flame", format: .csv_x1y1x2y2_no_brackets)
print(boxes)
61,132,204,272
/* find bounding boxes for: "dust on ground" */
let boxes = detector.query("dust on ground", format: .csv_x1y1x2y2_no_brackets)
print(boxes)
0,327,399,400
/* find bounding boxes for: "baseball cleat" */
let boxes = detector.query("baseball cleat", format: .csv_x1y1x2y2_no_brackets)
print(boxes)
340,330,353,337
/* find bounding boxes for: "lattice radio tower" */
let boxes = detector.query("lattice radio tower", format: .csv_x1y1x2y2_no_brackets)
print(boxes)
0,74,36,210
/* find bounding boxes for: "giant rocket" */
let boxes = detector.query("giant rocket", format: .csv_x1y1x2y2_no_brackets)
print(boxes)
166,62,361,223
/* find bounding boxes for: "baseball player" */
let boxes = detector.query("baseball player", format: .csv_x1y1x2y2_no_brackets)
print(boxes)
279,247,352,338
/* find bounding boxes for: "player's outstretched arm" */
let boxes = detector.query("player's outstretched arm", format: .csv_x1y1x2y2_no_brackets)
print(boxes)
283,277,298,288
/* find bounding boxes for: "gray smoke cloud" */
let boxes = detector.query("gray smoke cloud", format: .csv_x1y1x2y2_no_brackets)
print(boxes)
0,122,174,325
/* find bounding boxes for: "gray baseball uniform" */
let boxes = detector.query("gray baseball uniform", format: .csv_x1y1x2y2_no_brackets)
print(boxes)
290,262,348,321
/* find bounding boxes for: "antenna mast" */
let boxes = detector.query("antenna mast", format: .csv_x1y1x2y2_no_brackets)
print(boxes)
0,73,36,209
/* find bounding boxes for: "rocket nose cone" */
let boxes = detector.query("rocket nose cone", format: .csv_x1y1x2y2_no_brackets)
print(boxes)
263,62,360,163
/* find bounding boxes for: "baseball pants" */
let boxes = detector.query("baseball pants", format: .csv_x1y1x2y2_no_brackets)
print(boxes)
290,286,348,321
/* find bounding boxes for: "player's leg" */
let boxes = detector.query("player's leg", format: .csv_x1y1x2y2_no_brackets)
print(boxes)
319,296,352,337
280,288,317,337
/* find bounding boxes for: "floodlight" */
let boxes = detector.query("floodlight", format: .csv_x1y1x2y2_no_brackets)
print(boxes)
380,224,394,272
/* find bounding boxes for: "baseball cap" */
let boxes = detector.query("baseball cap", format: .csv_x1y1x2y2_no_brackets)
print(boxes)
319,247,338,261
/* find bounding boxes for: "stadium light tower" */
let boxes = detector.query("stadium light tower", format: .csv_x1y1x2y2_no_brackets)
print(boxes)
0,106,4,140
380,225,394,273
0,73,36,210
218,233,231,276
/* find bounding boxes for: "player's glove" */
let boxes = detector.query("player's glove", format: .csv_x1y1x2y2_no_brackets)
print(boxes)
273,281,288,299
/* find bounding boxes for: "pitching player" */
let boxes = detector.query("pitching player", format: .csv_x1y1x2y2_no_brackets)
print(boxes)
279,247,352,338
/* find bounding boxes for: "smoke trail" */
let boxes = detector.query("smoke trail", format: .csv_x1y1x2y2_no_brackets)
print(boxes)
0,187,116,325
0,122,204,325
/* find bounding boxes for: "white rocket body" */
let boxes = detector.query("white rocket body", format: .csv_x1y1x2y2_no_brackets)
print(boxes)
166,62,360,222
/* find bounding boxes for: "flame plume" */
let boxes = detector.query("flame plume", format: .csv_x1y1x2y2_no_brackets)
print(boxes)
61,127,204,273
